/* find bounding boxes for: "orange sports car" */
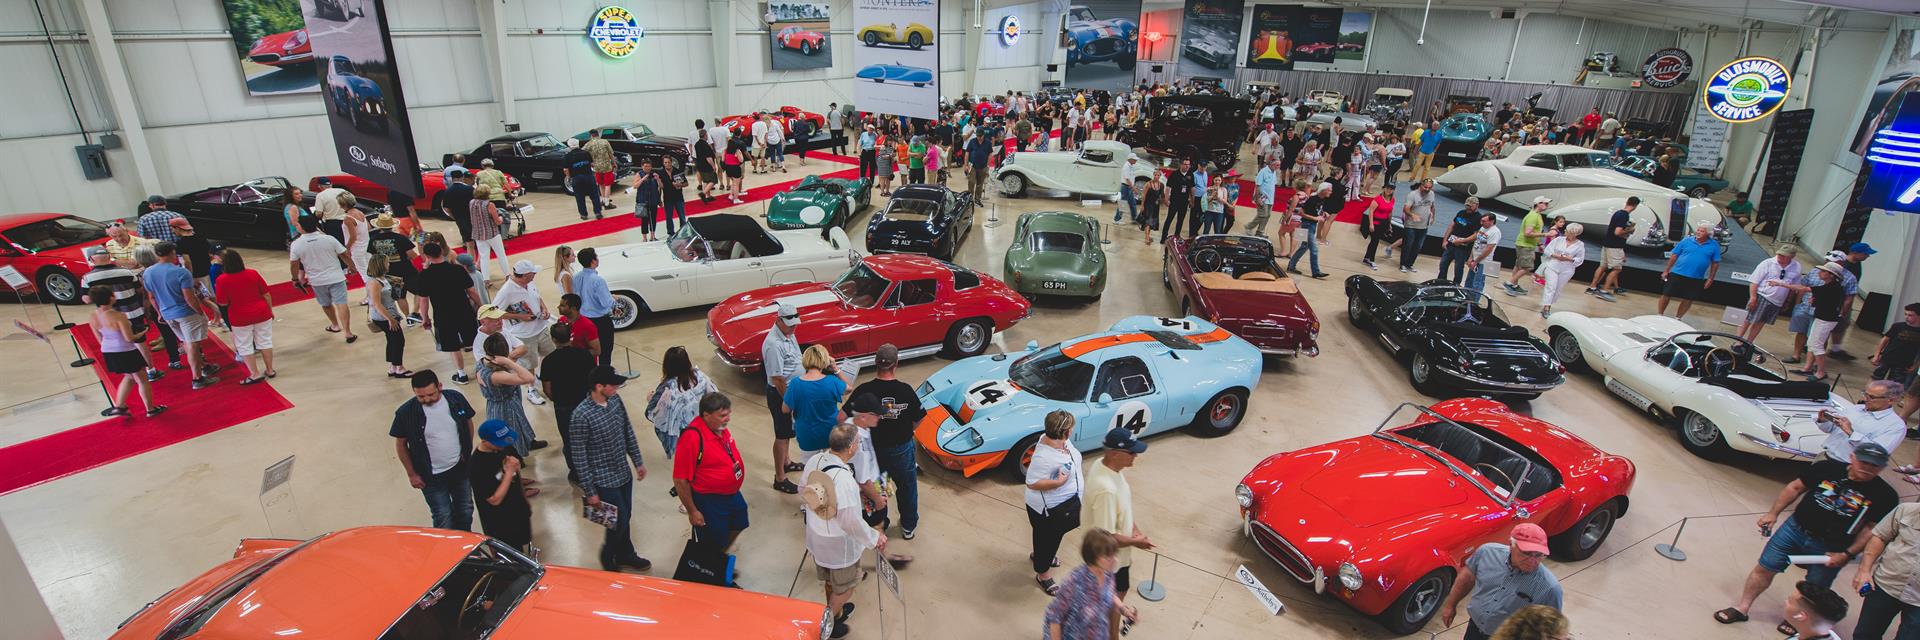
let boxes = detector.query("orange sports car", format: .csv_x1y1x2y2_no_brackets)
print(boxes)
111,526,830,639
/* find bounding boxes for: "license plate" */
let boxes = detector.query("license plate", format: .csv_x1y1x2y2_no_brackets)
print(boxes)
1041,281,1066,290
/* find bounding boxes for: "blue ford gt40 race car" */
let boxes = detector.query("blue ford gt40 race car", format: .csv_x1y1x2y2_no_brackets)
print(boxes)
915,315,1261,478
856,63,936,87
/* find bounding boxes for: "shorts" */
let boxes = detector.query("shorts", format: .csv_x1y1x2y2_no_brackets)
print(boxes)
1513,249,1538,272
594,171,616,187
724,164,743,179
231,321,274,356
1662,275,1704,300
1757,517,1843,587
691,491,751,535
765,384,796,439
698,168,718,184
1115,565,1132,594
1809,319,1839,356
311,280,349,307
1789,308,1816,334
1600,247,1627,270
815,563,863,596
517,331,557,369
1747,297,1786,325
103,349,146,375
167,314,209,343
434,319,477,353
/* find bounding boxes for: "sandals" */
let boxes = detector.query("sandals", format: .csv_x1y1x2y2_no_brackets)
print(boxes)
1037,576,1060,596
145,406,169,418
101,406,130,417
345,335,358,344
772,479,799,494
784,462,805,473
265,370,277,379
239,376,267,386
324,326,341,334
1713,608,1749,624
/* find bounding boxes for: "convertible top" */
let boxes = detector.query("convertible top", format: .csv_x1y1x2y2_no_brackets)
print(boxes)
690,214,781,257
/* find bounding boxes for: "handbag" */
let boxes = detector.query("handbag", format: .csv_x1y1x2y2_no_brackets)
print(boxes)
673,529,736,586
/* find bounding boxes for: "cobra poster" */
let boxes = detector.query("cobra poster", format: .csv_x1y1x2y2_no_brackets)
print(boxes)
1062,1,1142,91
1289,7,1344,64
299,0,422,199
221,0,319,95
765,2,832,71
852,0,939,120
1174,0,1243,79
1245,5,1298,71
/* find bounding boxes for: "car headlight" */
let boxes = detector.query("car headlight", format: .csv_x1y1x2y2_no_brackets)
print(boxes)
1338,562,1363,591
1235,483,1254,509
947,427,985,453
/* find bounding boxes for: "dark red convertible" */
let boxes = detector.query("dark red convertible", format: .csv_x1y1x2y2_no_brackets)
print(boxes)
1163,234,1319,357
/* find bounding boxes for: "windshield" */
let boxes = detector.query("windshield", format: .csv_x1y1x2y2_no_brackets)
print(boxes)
379,540,542,640
1560,152,1613,169
234,177,290,205
1651,332,1784,380
1368,404,1527,506
1408,286,1508,325
1007,347,1095,402
623,124,654,139
520,135,563,155
830,264,892,308
882,198,939,221
4,216,107,252
1030,231,1086,254
667,223,706,261
1070,7,1094,21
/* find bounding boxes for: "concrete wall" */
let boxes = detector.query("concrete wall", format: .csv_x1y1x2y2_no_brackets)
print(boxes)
1359,8,1678,84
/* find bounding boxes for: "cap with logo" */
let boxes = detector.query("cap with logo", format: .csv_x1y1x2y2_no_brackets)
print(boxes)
478,418,518,448
1103,427,1148,454
1855,442,1891,467
1510,523,1551,555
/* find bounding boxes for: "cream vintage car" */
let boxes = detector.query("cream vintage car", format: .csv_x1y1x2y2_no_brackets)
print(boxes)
1435,144,1727,250
1544,312,1843,461
994,140,1156,199
596,213,858,329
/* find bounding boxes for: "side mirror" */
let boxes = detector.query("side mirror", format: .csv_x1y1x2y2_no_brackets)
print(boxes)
1024,340,1040,351
1095,393,1113,406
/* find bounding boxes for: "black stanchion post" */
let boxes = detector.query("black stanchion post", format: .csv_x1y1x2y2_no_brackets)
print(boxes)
1656,517,1690,561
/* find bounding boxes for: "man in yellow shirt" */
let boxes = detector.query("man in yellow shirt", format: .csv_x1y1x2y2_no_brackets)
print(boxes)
1085,426,1155,609
475,159,510,205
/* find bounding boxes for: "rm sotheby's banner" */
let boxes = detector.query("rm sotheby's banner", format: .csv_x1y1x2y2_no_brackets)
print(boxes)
852,0,939,121
300,0,422,198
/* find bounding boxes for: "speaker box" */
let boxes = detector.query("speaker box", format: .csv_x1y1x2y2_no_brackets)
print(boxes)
1046,64,1058,72
1152,64,1164,73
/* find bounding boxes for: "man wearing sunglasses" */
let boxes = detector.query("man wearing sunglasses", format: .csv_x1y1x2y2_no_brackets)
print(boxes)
1814,380,1908,464
1440,523,1565,640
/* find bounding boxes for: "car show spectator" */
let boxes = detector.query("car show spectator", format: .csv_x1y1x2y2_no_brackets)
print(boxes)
571,248,616,366
1852,501,1920,639
850,344,924,537
672,392,749,553
1440,523,1565,640
1399,179,1436,273
648,346,718,460
88,284,160,418
563,137,602,220
1716,444,1896,628
584,128,618,208
570,365,651,572
763,301,806,494
784,345,856,454
1783,581,1852,640
1585,196,1637,301
137,195,184,244
392,371,476,532
803,424,885,639
470,419,532,553
1738,245,1804,342
1086,426,1153,606
1465,212,1503,294
144,242,219,390
214,250,275,384
1503,197,1551,296
1813,380,1907,464
1027,410,1085,596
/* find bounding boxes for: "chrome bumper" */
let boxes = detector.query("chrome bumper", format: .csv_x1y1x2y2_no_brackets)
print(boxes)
1737,433,1817,459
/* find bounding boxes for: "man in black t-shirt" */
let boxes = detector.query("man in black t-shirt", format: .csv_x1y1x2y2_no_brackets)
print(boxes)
409,242,482,384
441,170,477,252
1586,197,1636,301
1434,198,1481,285
538,322,594,483
1718,443,1897,624
850,344,926,537
1872,303,1920,382
1161,158,1194,242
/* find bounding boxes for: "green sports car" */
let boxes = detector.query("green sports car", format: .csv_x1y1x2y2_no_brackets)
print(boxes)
1002,211,1106,299
765,175,873,230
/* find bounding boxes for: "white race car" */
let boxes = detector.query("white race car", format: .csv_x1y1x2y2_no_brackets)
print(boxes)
596,213,858,329
1435,144,1726,250
994,140,1154,199
1544,312,1844,461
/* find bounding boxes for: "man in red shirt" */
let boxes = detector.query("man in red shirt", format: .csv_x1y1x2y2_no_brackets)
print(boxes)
673,392,749,553
1580,107,1603,147
558,293,601,360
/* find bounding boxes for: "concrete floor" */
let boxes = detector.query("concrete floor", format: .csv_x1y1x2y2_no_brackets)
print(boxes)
0,150,1907,640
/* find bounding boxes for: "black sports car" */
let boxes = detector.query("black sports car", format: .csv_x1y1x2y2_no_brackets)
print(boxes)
444,132,634,191
1117,95,1250,170
1344,277,1565,400
864,184,973,261
573,122,689,169
165,176,385,248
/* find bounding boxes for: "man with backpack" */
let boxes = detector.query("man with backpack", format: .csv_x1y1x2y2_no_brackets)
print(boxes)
802,424,886,639
672,392,750,552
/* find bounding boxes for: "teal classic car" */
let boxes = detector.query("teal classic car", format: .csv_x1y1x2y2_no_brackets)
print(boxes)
765,175,873,229
1002,211,1106,299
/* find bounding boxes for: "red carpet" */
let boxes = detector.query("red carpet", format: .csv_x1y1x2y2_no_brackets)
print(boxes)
0,326,294,494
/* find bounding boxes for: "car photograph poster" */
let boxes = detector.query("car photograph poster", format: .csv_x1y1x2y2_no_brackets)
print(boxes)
1289,7,1343,64
765,2,832,71
1335,11,1370,60
1062,0,1141,92
1245,4,1298,70
300,0,422,199
1175,0,1243,78
852,0,938,121
221,0,319,95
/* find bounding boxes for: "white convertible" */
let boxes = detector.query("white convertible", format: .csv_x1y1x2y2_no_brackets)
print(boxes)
596,213,858,329
1544,312,1845,461
1435,144,1727,250
994,140,1155,199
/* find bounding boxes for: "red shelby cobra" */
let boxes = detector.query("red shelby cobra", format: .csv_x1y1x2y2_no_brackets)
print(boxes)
246,29,313,67
1163,234,1319,356
706,254,1030,371
1235,399,1634,634
721,106,830,135
310,170,523,218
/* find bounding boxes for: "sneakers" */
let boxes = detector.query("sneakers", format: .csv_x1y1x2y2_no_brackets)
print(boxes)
1585,287,1601,296
450,370,471,385
902,526,916,540
1381,248,1394,259
529,439,550,451
145,368,165,382
619,556,653,572
1610,287,1628,296
525,387,548,406
167,361,186,371
1363,260,1378,270
404,313,423,327
1502,283,1526,296
1311,272,1330,279
1593,291,1618,302
190,376,219,390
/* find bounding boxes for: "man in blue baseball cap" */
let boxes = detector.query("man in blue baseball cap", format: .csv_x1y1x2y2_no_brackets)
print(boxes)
1829,242,1877,360
471,418,533,551
1085,425,1155,617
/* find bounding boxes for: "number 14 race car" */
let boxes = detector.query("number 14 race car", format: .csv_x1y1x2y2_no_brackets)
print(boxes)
915,316,1262,478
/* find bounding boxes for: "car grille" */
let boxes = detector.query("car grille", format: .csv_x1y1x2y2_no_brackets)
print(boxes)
1249,521,1315,583
1085,40,1120,56
1458,337,1544,359
1240,324,1294,341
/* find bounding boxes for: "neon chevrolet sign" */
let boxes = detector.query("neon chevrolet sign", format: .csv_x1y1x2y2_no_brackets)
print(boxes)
589,6,645,59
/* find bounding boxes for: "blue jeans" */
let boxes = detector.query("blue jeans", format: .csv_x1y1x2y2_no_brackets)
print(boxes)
1117,184,1137,223
1400,227,1429,269
1465,263,1488,293
1201,210,1226,235
1854,585,1920,640
661,200,688,235
1287,222,1322,274
1437,245,1470,284
874,441,920,531
770,141,785,163
421,463,474,531
1757,516,1842,587
595,481,637,569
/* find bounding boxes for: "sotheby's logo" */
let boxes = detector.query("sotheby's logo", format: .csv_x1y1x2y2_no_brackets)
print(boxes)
348,145,396,173
348,145,367,162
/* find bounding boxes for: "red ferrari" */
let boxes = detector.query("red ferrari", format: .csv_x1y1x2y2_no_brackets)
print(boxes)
706,254,1030,371
720,106,829,135
0,213,106,304
310,170,522,218
1163,234,1319,356
775,26,826,55
1294,42,1337,56
1236,399,1634,634
246,29,313,67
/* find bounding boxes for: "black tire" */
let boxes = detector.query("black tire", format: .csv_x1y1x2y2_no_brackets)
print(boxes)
1007,432,1042,480
1548,328,1586,373
864,32,880,46
800,42,813,55
1187,388,1249,437
37,269,82,304
1377,568,1453,635
908,33,924,49
610,291,647,330
1347,294,1368,327
1408,353,1446,397
943,318,992,359
1688,185,1710,199
1000,172,1028,198
1550,498,1621,561
1117,55,1136,71
1676,409,1731,459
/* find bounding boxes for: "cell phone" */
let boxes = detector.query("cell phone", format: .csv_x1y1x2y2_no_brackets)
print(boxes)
1761,523,1773,537
1862,582,1876,597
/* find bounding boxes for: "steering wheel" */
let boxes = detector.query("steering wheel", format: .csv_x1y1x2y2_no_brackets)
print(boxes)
1474,463,1516,495
457,571,498,631
1192,249,1223,273
1703,347,1738,378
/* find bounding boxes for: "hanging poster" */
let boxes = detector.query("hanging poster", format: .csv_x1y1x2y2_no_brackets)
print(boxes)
852,0,939,120
1245,5,1297,71
1335,11,1370,61
221,0,321,96
1175,0,1243,79
299,0,422,198
1063,0,1142,91
765,2,832,71
1289,7,1342,64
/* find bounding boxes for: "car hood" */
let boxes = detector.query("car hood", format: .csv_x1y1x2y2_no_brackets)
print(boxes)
1254,440,1471,530
709,282,845,350
494,566,821,639
633,134,688,149
597,241,683,271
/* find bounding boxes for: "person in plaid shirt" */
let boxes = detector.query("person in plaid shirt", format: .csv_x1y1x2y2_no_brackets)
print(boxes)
568,365,651,572
137,195,184,243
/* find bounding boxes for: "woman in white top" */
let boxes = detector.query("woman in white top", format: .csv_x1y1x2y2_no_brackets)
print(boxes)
1537,222,1587,318
1294,141,1323,181
343,195,370,303
551,245,576,296
1025,410,1085,596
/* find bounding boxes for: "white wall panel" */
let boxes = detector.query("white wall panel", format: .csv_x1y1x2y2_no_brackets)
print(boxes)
1,0,116,138
0,135,143,218
1361,8,1678,85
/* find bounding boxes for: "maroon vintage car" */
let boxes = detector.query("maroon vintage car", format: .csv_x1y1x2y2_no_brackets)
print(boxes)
1163,234,1319,356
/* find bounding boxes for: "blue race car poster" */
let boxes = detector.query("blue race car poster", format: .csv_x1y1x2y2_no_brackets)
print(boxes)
1062,1,1141,92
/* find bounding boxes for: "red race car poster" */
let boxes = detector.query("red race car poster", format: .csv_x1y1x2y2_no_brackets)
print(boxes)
220,0,321,95
765,2,832,71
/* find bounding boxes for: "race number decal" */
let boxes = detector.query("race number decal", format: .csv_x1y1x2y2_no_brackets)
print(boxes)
799,205,829,225
1154,317,1195,332
1110,400,1152,436
964,380,1019,410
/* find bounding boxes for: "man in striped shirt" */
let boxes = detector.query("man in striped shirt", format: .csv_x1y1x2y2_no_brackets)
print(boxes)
81,246,163,381
568,365,651,572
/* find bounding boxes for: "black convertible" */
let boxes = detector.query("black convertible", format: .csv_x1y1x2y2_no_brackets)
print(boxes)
864,184,973,261
1116,95,1250,170
165,176,385,248
1344,277,1565,399
573,122,689,169
444,131,634,191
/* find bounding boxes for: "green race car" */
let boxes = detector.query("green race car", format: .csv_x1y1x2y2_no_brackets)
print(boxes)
1002,211,1107,299
765,175,872,230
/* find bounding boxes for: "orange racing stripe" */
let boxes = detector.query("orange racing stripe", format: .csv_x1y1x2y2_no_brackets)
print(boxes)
1060,327,1234,359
